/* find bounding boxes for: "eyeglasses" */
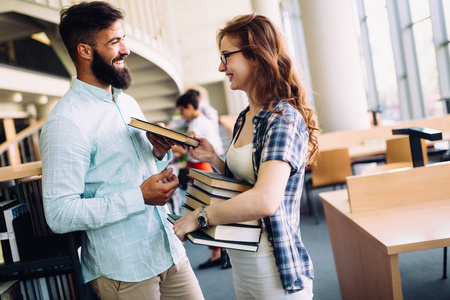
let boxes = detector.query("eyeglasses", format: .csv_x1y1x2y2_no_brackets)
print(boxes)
220,50,243,65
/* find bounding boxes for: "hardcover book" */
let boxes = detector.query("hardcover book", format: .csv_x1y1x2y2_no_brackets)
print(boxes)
128,117,200,147
0,280,21,299
187,169,252,192
167,214,259,252
192,180,242,198
0,199,19,263
186,184,229,204
3,203,28,262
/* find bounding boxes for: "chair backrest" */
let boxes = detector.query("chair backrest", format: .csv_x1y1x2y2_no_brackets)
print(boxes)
385,136,428,165
311,148,352,187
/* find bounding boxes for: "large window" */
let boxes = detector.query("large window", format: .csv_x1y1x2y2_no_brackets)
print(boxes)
363,0,400,120
355,0,450,122
410,0,442,117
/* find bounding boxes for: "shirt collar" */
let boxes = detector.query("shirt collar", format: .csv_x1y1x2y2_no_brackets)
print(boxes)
254,98,283,120
70,76,123,103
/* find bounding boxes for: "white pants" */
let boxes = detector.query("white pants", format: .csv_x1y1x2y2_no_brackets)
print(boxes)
228,232,313,300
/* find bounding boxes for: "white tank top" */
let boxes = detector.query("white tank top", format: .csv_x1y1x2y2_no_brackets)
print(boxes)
226,135,255,185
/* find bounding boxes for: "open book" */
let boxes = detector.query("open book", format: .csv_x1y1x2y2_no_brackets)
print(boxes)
128,117,200,147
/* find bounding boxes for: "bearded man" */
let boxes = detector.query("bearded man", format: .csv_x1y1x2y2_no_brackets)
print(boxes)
40,2,203,299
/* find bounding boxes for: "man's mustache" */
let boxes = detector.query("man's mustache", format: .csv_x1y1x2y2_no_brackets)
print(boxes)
113,54,127,63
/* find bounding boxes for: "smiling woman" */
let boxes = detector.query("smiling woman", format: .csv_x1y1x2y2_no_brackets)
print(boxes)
218,37,254,95
173,13,319,300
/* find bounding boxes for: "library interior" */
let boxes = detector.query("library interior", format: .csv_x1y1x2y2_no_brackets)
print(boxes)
0,0,450,299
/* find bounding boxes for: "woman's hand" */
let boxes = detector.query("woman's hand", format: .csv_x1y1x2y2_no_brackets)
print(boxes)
188,136,216,164
172,209,201,242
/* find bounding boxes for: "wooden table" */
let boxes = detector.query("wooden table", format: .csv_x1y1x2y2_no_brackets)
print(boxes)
320,162,450,300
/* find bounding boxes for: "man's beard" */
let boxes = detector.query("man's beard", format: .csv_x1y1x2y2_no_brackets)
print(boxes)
91,49,132,90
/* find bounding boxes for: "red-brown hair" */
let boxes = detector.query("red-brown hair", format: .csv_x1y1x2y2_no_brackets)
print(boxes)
217,13,318,166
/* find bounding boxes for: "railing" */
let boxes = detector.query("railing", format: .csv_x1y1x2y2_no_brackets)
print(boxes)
9,0,182,73
0,118,46,167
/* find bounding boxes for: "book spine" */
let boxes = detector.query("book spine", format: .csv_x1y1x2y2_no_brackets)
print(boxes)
4,204,28,262
0,232,12,263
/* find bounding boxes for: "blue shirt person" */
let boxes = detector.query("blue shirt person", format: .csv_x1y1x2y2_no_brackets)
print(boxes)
41,2,203,299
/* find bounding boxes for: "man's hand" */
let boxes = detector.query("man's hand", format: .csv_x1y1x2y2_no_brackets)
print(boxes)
140,168,179,205
147,131,172,160
145,123,173,160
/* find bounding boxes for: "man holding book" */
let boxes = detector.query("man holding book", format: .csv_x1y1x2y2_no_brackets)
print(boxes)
40,2,203,299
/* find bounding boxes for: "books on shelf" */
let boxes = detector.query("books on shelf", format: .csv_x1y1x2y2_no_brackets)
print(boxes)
128,117,200,147
19,275,75,300
0,280,21,299
187,168,252,192
0,162,81,300
4,203,28,262
21,176,54,238
167,214,259,252
0,199,19,264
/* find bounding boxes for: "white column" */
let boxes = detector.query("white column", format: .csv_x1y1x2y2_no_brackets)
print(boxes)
251,0,283,30
298,0,370,132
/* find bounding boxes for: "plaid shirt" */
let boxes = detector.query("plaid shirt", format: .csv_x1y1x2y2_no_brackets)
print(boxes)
226,98,313,293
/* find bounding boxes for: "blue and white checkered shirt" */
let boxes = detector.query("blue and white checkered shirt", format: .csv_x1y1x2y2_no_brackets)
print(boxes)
40,77,185,283
226,98,313,293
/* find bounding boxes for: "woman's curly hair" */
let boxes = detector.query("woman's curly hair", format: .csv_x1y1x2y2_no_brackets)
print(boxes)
217,13,319,166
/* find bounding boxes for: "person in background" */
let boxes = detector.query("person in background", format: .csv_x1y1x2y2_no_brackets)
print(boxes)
172,13,319,299
40,2,203,299
169,88,224,156
172,91,228,269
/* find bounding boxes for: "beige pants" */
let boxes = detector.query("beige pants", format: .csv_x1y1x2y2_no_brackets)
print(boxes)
90,255,204,300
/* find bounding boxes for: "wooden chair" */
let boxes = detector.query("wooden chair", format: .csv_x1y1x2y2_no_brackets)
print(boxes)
385,136,428,165
361,136,428,175
304,148,353,224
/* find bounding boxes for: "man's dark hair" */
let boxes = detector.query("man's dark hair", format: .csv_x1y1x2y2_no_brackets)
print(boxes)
59,1,124,62
176,91,199,109
185,89,200,98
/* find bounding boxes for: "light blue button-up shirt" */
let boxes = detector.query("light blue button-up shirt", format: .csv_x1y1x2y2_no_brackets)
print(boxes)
40,77,185,283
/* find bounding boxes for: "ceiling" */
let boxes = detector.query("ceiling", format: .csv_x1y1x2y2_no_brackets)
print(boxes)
0,0,253,123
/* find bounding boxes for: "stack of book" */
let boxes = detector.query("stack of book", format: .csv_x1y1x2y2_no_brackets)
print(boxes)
168,168,261,252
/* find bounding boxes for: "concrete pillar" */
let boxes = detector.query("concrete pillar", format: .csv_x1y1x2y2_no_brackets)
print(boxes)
298,0,370,132
251,0,283,30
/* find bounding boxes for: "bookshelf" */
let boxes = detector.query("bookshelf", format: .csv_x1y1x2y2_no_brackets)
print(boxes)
0,161,85,299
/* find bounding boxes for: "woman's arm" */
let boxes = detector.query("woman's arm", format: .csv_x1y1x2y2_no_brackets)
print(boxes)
172,159,291,240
